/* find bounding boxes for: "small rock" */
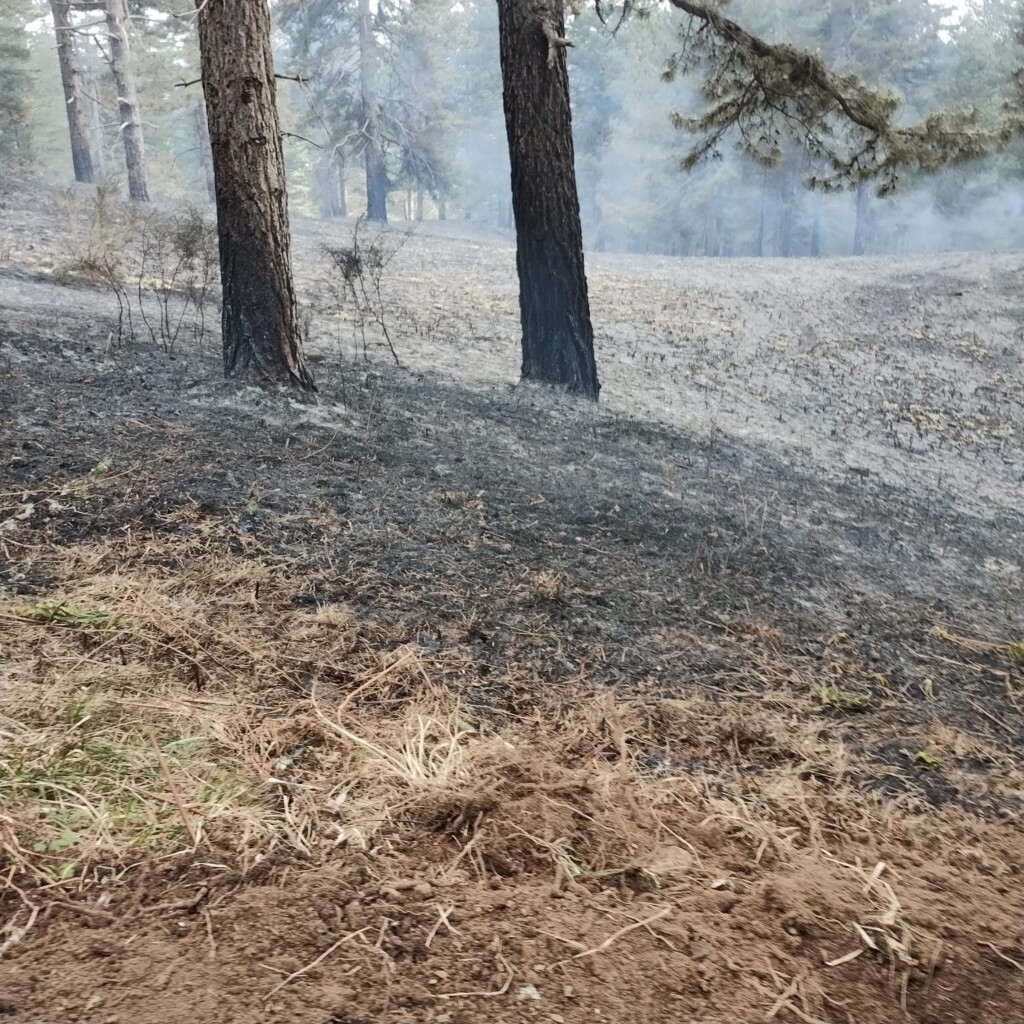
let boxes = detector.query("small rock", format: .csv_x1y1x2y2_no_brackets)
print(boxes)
516,984,541,1002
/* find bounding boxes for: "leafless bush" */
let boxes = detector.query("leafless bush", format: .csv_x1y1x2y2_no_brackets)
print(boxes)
319,217,411,366
53,187,218,352
136,206,219,353
53,183,139,346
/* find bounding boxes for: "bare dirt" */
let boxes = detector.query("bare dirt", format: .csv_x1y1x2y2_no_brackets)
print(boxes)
0,179,1022,1024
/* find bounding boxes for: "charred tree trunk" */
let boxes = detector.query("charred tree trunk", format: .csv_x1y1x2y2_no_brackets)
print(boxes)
104,0,149,201
358,0,388,222
853,180,868,255
49,0,94,183
192,100,216,203
497,0,599,400
195,0,314,390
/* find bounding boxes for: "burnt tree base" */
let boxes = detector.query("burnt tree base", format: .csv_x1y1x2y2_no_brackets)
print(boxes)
498,0,599,401
197,0,314,390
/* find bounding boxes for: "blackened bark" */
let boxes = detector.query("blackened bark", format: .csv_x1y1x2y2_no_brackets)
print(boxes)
49,0,94,183
497,0,599,400
104,0,149,202
358,0,388,222
196,0,314,390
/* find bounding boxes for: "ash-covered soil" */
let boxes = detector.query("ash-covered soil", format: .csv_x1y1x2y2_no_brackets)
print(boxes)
1,179,1022,1024
2,180,1021,767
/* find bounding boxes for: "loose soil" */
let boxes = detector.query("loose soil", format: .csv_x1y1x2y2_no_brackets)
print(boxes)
0,179,1022,1024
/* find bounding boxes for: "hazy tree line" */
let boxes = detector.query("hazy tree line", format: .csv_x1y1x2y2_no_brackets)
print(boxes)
2,0,1020,257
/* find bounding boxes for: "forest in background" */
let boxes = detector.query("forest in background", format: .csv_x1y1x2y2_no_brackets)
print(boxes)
1,0,1021,258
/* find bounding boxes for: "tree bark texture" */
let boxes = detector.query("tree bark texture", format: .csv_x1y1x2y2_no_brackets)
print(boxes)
49,0,94,184
497,0,599,400
358,0,388,222
104,0,150,201
196,0,314,389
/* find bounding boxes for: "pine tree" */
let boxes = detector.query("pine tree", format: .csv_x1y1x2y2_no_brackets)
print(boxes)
0,0,33,167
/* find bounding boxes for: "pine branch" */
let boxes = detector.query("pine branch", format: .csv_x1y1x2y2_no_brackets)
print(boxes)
663,0,1018,192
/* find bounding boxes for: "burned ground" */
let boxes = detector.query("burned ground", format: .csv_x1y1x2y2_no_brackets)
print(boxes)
0,180,1022,1024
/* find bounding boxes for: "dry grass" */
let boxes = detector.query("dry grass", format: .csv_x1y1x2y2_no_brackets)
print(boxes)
0,477,1021,1021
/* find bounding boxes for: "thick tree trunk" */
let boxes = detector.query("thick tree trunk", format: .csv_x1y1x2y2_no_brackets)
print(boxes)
196,0,313,390
437,196,447,221
49,0,94,183
497,0,599,400
192,100,216,203
853,180,868,255
358,0,388,222
104,0,149,202
415,185,424,221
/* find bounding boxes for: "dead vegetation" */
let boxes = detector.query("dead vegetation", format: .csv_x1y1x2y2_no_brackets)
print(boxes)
1,473,1021,1023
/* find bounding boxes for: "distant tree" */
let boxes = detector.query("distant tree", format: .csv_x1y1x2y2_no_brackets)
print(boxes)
195,0,314,389
100,0,150,201
391,0,463,219
48,0,95,183
358,0,389,221
0,0,33,168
